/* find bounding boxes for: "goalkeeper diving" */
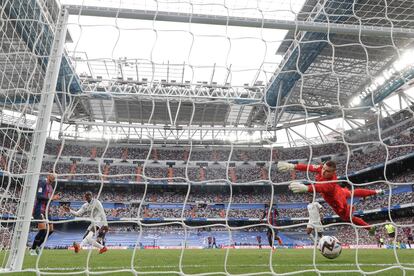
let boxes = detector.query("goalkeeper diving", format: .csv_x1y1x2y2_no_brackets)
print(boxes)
278,161,383,234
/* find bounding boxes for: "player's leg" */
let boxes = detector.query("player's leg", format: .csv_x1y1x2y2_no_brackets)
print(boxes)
353,189,378,198
44,223,54,245
30,214,47,255
306,222,315,243
316,225,323,239
336,206,372,231
30,224,46,255
274,229,283,245
266,228,273,248
96,227,107,245
88,226,107,253
73,229,90,253
31,224,46,249
75,225,101,252
96,226,109,253
80,229,104,249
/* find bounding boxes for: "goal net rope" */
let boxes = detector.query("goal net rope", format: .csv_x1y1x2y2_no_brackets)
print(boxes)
1,0,414,274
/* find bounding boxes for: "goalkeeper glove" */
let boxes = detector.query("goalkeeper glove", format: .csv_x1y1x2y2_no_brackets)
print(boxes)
289,182,308,193
375,189,385,195
277,161,295,172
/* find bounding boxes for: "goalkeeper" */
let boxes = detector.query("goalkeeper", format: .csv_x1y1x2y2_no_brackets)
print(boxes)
278,160,383,234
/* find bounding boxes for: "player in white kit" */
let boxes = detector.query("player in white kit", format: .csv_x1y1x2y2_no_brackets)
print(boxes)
63,191,109,254
306,200,323,243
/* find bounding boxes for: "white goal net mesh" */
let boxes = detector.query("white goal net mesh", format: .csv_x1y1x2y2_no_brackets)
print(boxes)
1,0,414,274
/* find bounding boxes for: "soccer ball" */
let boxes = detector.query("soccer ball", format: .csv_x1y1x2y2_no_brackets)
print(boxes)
318,236,342,259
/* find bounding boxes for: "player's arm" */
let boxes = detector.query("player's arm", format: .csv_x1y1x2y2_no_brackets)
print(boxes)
277,162,320,173
64,203,87,216
293,163,320,172
289,182,334,194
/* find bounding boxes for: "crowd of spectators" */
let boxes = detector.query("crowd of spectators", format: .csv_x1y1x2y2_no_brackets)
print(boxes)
4,133,414,184
1,121,413,185
333,217,414,246
353,192,414,211
54,187,274,204
36,188,413,220
22,158,412,186
40,129,411,163
1,169,413,220
0,128,32,154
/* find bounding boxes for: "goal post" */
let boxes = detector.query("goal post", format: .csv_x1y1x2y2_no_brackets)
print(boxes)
4,8,69,271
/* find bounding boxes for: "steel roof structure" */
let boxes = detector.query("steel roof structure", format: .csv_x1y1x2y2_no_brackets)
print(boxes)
1,0,414,143
266,0,414,117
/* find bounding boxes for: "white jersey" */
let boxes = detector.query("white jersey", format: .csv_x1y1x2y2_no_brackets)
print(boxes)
307,202,322,223
70,198,108,228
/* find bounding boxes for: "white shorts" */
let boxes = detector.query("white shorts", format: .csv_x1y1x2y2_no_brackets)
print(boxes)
307,221,323,230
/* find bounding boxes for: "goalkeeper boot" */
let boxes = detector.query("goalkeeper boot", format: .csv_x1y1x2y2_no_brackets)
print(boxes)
35,247,41,255
99,246,108,254
73,242,81,253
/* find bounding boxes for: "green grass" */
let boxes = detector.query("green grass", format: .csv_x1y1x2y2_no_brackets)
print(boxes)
1,249,414,275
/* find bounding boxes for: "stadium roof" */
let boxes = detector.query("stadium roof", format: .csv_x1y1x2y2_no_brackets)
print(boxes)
1,0,414,144
61,0,414,127
265,0,414,120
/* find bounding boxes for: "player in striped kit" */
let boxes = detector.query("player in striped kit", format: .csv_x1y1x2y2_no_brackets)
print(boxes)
261,205,283,250
30,173,60,256
63,191,108,254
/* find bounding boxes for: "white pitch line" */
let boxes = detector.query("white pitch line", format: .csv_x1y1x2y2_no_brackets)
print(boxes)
36,263,414,271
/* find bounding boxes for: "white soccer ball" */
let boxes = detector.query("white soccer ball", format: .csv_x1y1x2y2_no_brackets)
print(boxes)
318,236,342,259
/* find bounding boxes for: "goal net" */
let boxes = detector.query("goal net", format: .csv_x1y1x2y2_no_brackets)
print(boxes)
1,0,414,274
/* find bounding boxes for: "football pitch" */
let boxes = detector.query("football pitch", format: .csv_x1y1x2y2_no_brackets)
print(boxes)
1,249,414,275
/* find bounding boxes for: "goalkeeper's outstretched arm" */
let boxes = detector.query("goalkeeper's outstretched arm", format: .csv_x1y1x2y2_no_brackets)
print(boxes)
289,182,335,194
277,161,321,172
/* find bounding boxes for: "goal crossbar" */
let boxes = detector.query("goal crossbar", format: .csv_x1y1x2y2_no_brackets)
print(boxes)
64,5,414,38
